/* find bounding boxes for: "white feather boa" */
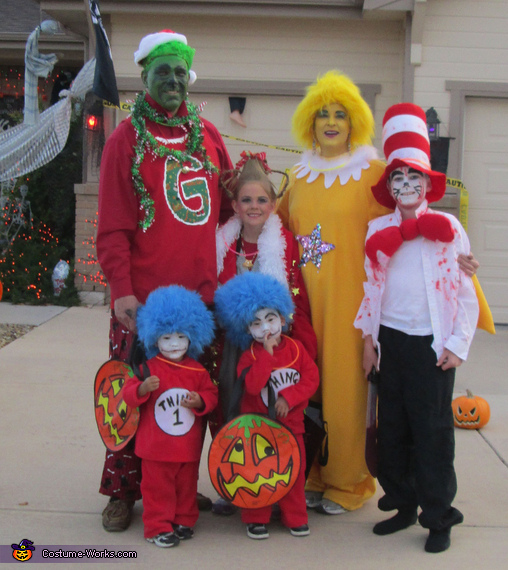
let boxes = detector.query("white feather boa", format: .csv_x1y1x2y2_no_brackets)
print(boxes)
216,213,288,286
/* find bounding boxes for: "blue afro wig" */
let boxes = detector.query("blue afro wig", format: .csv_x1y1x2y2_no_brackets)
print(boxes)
214,272,294,350
136,285,215,360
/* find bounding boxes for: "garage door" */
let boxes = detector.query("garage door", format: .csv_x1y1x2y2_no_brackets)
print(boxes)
463,97,508,324
190,93,303,189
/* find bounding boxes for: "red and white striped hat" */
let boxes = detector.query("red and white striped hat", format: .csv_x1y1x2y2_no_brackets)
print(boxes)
134,30,197,84
371,103,446,209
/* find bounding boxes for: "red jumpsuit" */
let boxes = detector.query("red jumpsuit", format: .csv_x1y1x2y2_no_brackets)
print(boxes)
122,355,218,538
237,336,319,528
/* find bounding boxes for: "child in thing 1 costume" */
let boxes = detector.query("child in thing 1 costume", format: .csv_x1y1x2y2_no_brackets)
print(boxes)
214,272,319,539
121,285,218,548
354,103,479,554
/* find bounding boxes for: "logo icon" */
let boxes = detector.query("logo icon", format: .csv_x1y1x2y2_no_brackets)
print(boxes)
11,539,35,562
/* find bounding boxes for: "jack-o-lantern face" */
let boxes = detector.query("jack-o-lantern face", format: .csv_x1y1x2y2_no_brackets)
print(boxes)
208,414,301,509
452,390,491,430
12,548,32,561
11,539,35,561
94,360,140,451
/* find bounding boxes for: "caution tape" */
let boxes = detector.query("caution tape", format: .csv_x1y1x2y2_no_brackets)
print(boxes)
103,99,302,154
220,133,301,154
446,177,469,231
103,100,134,113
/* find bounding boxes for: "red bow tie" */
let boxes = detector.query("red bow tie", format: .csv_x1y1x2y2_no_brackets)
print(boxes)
366,213,455,265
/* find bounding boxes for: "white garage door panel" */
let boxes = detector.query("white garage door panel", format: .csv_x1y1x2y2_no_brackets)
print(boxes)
463,98,508,323
464,99,508,153
465,159,508,210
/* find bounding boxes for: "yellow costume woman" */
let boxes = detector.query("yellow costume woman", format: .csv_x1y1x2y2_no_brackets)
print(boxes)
277,71,391,512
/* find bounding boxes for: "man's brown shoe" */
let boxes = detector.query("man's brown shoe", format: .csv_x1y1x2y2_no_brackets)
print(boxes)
102,499,135,532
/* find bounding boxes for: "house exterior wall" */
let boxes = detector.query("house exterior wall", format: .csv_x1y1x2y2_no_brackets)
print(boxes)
413,0,508,138
110,13,405,148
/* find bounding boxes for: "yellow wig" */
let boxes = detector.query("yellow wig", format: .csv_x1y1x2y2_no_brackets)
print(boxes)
292,70,375,151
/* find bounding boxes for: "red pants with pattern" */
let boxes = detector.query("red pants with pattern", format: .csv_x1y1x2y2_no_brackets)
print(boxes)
241,434,307,529
141,459,199,539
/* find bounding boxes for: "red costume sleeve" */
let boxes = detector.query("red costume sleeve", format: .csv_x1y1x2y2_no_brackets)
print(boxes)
192,368,219,416
237,346,274,396
122,373,148,408
284,230,318,360
201,117,234,224
97,119,139,302
279,340,319,409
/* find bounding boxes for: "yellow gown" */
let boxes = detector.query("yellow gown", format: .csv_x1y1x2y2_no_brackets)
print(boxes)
277,148,391,510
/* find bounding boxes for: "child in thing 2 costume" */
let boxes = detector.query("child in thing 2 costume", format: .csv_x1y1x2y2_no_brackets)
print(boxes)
122,285,218,548
214,272,319,540
354,103,479,554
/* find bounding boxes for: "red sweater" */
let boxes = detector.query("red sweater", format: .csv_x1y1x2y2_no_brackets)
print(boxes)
122,355,218,462
237,336,319,435
97,95,233,305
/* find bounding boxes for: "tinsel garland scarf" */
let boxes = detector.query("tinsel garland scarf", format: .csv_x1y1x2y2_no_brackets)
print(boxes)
130,92,218,230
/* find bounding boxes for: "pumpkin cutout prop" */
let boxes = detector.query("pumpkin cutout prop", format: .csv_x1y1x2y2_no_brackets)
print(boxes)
208,414,301,509
452,390,490,429
94,360,140,451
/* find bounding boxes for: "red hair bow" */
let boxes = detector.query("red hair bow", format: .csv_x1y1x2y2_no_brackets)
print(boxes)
235,151,271,173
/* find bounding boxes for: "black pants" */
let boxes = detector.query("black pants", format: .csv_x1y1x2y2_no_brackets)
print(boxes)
377,326,462,530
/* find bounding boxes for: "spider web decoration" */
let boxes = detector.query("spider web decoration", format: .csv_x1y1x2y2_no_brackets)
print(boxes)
0,58,95,183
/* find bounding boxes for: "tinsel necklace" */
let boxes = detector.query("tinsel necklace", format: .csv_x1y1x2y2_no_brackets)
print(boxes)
130,92,219,230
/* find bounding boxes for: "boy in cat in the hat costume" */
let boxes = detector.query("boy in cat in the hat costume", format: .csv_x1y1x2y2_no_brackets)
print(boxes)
354,103,479,553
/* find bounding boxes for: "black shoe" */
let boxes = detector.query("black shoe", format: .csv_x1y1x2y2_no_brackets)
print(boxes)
146,532,180,548
271,503,281,521
373,509,418,535
290,524,310,537
246,523,269,540
196,492,212,511
425,528,451,553
378,494,398,512
212,497,237,516
174,524,194,540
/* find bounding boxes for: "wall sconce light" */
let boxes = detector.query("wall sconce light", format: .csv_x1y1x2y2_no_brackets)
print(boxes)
425,107,441,141
85,113,100,131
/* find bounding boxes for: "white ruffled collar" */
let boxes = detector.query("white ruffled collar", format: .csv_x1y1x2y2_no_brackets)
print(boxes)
294,145,379,188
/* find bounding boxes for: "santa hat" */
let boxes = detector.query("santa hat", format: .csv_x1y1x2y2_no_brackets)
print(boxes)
136,285,214,359
371,103,446,209
134,30,197,85
214,273,294,350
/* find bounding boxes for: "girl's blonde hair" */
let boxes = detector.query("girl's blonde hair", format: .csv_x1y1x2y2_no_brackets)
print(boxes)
221,152,288,201
292,70,375,151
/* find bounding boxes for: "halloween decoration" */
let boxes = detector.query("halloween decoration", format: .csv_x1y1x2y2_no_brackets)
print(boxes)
208,413,301,509
94,359,140,451
11,539,35,562
52,259,69,296
452,390,490,429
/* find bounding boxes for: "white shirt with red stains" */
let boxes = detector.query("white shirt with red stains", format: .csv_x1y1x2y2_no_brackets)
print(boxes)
354,201,479,361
